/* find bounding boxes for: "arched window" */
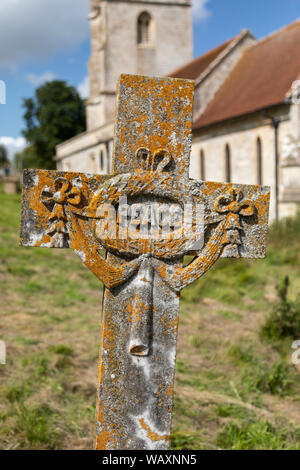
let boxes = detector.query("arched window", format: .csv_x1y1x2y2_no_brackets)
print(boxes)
256,137,263,185
225,144,231,183
137,12,152,45
199,149,205,180
99,150,105,172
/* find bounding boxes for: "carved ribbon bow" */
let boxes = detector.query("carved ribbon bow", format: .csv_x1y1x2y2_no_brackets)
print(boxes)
41,177,82,247
214,188,255,254
41,177,81,207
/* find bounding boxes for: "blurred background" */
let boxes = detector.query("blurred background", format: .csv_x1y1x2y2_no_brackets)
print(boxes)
0,0,300,450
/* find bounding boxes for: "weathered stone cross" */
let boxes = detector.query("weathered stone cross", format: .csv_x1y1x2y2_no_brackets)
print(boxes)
20,74,270,450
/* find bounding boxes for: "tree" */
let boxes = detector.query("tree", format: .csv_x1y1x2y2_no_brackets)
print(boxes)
22,80,86,169
0,144,8,167
13,146,40,172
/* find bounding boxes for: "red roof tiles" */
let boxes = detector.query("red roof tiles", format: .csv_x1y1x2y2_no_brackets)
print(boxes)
194,20,300,129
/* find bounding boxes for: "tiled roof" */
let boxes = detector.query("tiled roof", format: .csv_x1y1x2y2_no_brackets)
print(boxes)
194,20,300,129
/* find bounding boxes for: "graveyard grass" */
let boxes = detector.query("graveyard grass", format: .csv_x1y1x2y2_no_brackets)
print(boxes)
0,187,299,450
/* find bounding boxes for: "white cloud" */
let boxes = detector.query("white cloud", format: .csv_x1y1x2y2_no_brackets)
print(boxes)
192,0,212,22
0,0,89,71
26,71,57,87
77,75,89,99
0,136,26,160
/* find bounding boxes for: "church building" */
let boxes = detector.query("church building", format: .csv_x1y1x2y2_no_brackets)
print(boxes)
55,0,300,221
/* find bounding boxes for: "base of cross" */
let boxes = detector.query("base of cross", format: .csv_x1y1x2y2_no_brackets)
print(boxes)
95,251,180,449
20,74,270,450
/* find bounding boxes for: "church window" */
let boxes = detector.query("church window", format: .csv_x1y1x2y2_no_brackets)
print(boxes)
225,144,231,182
199,149,205,180
257,137,263,185
137,12,152,45
100,150,105,172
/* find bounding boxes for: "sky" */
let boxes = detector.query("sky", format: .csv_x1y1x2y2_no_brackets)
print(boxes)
0,0,299,160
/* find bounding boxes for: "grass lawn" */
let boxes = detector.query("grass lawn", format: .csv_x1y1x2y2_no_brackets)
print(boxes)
0,187,299,450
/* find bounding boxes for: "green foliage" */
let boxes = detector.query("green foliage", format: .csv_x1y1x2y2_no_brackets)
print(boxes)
0,144,8,166
13,152,23,173
171,430,202,450
268,211,300,248
217,420,299,450
256,361,292,396
217,309,242,320
189,335,202,348
267,210,300,265
14,145,40,172
229,344,256,364
49,345,74,356
228,344,293,396
6,386,26,404
176,359,190,374
216,404,252,420
261,276,300,341
15,403,60,449
22,80,86,169
181,258,265,307
14,337,40,346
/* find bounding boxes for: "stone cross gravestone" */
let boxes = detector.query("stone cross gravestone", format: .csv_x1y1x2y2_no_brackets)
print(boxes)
20,74,270,450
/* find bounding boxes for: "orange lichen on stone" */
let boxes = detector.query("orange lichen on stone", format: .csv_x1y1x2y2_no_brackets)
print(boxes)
95,404,117,450
113,75,194,179
161,315,178,336
139,418,170,443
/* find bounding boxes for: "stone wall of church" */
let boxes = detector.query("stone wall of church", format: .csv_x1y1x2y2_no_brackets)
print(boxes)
190,105,297,222
280,101,300,215
56,122,114,174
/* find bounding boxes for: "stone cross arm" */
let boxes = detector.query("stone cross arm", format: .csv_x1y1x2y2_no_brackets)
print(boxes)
20,170,142,289
20,169,270,291
20,74,270,450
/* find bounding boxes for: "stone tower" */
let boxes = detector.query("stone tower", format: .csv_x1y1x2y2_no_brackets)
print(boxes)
87,0,193,130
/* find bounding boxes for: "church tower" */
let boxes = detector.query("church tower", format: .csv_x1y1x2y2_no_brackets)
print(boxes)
87,0,193,130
